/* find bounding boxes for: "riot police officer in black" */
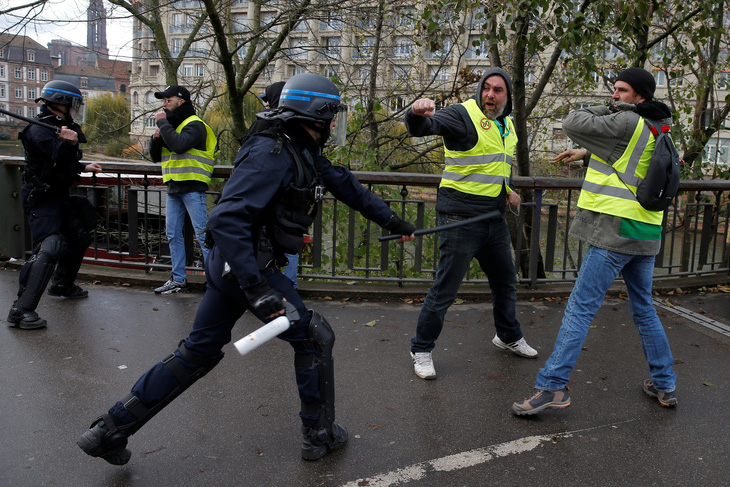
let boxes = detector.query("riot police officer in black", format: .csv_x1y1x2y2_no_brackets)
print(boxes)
7,80,101,330
78,73,415,464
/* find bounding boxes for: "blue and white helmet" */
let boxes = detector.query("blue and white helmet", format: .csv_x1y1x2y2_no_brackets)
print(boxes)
36,80,84,112
278,73,343,123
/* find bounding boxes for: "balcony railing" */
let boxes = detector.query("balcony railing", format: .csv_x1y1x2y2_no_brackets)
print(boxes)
2,157,728,288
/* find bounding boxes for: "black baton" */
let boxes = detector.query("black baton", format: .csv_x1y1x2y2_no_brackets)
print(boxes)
0,107,61,134
379,210,503,242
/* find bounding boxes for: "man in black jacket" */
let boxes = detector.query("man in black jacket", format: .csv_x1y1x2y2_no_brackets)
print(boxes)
78,74,415,465
149,85,216,294
7,80,101,330
405,68,537,380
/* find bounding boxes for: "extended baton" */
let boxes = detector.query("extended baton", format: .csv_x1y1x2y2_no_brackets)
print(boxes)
379,210,502,242
0,107,61,134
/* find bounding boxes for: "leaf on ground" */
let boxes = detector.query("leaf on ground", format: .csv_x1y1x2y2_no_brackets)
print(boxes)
454,299,464,305
364,320,377,327
703,381,714,387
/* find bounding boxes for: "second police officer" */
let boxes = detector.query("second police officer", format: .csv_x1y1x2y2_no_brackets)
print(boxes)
77,73,415,464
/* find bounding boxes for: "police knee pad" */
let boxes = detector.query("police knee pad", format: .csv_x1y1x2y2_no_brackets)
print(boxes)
36,234,64,263
309,310,335,354
118,341,224,435
298,311,336,427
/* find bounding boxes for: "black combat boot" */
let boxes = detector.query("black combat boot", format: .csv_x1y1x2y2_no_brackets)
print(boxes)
301,422,348,461
48,282,89,299
77,414,132,465
7,303,47,330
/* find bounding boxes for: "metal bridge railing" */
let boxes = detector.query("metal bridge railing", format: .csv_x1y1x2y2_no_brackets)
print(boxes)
2,157,728,288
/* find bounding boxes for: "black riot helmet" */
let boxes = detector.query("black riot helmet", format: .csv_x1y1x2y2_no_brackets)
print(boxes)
35,80,84,112
274,73,347,145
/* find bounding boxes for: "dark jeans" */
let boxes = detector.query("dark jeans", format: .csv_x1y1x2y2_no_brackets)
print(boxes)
411,212,523,353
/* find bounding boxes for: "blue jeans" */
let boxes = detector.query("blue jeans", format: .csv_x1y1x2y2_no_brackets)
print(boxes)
284,253,299,288
166,191,210,282
411,212,523,353
536,246,676,392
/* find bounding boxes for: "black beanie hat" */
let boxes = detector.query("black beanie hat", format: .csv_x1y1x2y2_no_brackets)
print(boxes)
616,67,656,101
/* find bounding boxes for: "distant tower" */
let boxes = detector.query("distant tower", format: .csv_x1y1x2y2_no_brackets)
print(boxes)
87,0,109,59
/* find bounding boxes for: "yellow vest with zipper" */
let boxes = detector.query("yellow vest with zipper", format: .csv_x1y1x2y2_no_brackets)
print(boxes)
440,98,516,197
577,117,663,226
161,115,216,185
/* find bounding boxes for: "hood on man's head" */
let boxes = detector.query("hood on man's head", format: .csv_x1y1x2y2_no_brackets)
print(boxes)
475,67,513,119
260,81,286,109
154,85,191,102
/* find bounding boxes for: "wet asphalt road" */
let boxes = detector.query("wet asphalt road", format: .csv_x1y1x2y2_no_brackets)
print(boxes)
1,268,728,487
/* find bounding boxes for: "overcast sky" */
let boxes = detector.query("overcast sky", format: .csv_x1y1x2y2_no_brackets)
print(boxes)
0,0,133,61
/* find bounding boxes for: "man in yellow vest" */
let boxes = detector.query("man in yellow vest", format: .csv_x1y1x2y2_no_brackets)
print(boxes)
512,67,678,415
150,85,216,294
405,67,538,380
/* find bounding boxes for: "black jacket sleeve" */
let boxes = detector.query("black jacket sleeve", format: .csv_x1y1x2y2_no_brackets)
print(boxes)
156,119,207,155
207,137,293,289
404,104,478,152
318,157,395,227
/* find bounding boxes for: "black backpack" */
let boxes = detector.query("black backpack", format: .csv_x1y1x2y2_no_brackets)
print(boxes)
635,119,681,212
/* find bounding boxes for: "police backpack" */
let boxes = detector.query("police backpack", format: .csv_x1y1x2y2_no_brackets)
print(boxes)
635,119,681,212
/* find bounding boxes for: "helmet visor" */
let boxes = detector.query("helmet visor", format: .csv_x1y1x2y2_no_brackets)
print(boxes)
332,107,347,147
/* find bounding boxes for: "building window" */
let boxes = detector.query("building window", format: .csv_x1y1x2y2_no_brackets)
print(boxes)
358,66,370,80
81,78,88,88
14,68,22,79
28,88,35,99
322,37,341,59
393,38,413,58
146,116,156,128
150,65,159,77
40,69,48,81
0,64,4,77
466,36,489,59
183,64,194,77
27,69,35,80
323,65,339,78
320,12,342,31
354,37,374,58
0,49,4,58
0,84,5,97
133,92,139,104
288,38,307,60
15,87,23,98
146,91,156,104
232,13,248,33
654,69,666,87
196,64,204,76
27,51,35,62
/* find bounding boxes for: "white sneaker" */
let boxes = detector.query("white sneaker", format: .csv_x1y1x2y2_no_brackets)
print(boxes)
492,334,538,358
411,352,436,380
154,278,189,295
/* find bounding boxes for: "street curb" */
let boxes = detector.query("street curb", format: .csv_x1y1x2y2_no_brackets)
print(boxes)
2,259,727,302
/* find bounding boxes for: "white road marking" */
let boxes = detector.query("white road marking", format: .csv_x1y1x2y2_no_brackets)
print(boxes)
341,420,636,487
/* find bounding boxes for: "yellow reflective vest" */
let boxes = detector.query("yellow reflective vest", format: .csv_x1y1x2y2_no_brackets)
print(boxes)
577,117,663,226
161,115,216,185
440,98,516,197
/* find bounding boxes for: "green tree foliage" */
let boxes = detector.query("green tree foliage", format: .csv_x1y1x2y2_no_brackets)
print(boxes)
84,93,133,157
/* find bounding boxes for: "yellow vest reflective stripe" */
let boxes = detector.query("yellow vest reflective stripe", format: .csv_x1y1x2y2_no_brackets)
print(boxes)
577,117,663,225
440,98,516,197
161,115,216,185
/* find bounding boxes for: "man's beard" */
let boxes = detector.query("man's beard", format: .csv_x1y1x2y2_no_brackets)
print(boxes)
483,103,504,119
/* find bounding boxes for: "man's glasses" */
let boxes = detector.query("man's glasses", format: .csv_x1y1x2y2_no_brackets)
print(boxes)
163,97,179,104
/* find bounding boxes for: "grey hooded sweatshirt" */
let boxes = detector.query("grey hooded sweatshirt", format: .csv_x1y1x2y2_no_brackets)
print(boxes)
404,67,517,217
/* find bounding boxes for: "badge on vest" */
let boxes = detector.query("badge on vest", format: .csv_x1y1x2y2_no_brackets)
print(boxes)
480,119,491,130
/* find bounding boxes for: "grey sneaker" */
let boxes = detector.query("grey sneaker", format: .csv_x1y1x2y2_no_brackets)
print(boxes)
154,278,188,294
492,334,538,358
512,388,571,416
411,352,436,380
642,379,677,407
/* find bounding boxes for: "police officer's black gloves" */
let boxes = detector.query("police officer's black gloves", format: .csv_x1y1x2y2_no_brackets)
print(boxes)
244,281,285,319
385,215,416,236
